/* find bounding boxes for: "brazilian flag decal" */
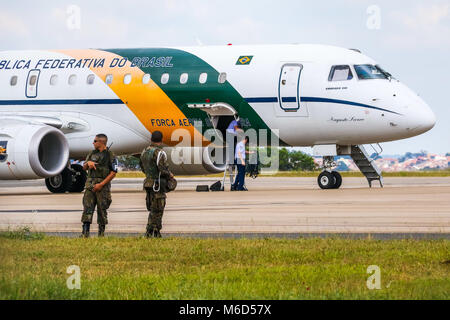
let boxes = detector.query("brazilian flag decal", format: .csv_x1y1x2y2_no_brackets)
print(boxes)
0,141,7,162
0,141,6,154
236,55,253,65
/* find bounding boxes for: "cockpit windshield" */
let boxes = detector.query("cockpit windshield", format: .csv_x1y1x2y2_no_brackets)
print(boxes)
354,64,392,80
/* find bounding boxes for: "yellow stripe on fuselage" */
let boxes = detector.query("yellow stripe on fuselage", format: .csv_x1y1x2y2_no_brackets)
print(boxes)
54,49,207,146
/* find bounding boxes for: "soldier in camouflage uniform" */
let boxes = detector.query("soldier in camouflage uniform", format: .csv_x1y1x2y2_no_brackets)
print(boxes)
81,133,118,238
139,131,173,238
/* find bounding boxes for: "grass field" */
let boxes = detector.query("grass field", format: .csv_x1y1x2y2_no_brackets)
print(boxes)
0,230,448,300
116,170,450,178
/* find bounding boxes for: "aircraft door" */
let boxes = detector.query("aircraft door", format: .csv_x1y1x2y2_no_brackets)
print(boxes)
26,69,40,98
278,64,302,111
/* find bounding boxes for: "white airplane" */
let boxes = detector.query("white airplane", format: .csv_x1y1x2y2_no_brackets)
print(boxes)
0,44,436,192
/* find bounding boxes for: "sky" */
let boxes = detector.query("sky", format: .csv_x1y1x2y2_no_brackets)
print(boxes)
1,0,449,155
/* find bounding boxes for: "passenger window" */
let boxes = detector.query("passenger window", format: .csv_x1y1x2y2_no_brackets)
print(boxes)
105,74,113,84
87,74,95,85
218,72,227,84
10,76,18,86
29,75,37,86
199,72,207,84
68,74,77,85
180,73,188,84
328,65,353,81
50,75,58,86
124,74,132,85
142,74,151,84
161,73,169,84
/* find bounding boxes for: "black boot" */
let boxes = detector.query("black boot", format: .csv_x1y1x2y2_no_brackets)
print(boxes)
98,225,105,237
145,224,153,238
81,223,90,238
154,229,162,238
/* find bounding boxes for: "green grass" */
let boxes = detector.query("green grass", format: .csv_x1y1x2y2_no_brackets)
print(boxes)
116,170,450,178
0,231,448,299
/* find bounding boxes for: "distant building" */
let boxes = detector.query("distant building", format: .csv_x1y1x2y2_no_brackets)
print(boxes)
313,153,449,172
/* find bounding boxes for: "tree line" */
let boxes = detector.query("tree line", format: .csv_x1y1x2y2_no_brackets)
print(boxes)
117,148,316,172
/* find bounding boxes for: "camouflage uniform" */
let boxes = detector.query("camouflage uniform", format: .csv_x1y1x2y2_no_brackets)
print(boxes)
81,149,117,226
139,143,172,237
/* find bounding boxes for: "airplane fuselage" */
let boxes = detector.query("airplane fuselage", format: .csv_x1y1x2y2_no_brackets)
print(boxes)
0,44,436,185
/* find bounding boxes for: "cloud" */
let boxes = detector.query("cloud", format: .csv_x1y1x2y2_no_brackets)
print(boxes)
50,7,66,23
400,3,450,29
214,17,267,44
0,10,30,37
163,0,214,19
386,3,450,48
92,16,130,41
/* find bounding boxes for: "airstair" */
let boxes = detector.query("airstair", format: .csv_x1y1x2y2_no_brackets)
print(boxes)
350,145,383,187
221,163,237,191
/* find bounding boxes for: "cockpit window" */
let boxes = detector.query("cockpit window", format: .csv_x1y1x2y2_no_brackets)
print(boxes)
328,65,353,81
354,64,392,80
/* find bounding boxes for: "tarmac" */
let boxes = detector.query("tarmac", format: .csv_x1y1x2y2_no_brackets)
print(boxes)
0,176,449,238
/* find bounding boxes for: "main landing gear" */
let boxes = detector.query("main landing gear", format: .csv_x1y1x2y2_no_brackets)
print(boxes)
45,163,87,193
317,156,342,189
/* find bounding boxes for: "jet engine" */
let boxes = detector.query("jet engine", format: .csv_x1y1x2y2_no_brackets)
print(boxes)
0,122,69,180
164,145,227,175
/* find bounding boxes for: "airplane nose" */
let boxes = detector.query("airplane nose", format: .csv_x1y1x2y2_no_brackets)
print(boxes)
392,83,436,136
408,101,436,134
422,107,436,131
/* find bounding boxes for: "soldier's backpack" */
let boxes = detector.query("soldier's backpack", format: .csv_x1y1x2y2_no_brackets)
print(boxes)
141,147,176,193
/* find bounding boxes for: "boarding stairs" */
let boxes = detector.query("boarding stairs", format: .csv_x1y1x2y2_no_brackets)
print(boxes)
350,145,383,187
221,163,237,191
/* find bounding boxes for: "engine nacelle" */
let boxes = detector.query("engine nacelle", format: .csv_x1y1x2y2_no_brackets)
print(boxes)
164,145,226,175
0,122,69,179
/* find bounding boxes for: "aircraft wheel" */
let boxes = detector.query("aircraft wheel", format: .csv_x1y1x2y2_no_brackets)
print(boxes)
69,164,87,193
45,167,73,193
317,171,336,189
331,171,342,189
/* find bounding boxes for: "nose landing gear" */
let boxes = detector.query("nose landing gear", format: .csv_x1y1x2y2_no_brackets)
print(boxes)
317,156,342,189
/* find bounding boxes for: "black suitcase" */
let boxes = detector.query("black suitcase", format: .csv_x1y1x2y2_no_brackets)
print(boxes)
196,185,209,192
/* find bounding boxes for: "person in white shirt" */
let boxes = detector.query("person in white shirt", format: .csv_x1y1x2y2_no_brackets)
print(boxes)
226,118,241,186
232,134,248,191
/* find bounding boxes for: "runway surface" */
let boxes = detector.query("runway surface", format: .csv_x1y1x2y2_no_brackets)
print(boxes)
0,177,449,236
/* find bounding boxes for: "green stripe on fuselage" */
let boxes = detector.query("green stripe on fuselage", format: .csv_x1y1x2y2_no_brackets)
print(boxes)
104,48,286,145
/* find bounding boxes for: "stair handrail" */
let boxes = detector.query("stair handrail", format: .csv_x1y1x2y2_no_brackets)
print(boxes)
369,143,383,158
